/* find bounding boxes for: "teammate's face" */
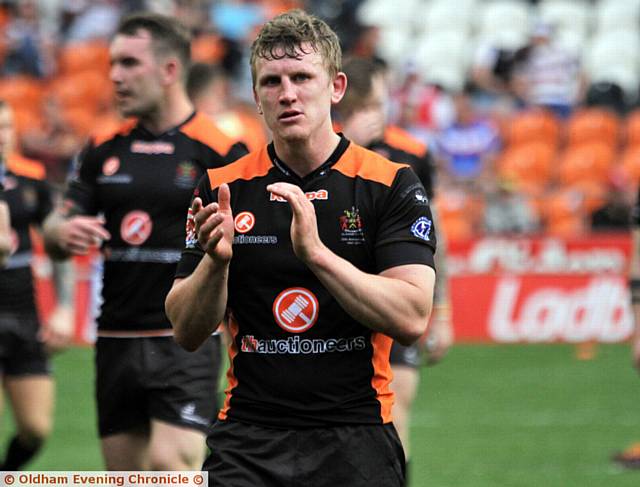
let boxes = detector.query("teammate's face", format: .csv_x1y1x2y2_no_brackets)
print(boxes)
0,106,15,156
253,45,345,144
110,31,165,118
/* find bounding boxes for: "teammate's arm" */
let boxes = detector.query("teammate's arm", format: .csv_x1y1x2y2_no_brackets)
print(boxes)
268,181,435,346
0,200,10,267
166,184,234,351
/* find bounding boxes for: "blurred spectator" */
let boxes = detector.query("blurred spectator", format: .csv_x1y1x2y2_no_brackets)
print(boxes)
1,0,56,78
511,22,587,118
484,179,539,235
590,173,632,232
20,97,86,188
389,65,455,145
434,84,501,191
63,0,121,43
187,62,266,152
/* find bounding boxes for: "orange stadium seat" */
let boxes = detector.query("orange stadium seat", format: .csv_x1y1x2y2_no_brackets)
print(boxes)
556,142,615,187
0,76,44,113
11,106,42,138
496,141,556,195
565,108,620,148
505,109,561,147
434,188,483,242
542,187,588,237
47,71,114,112
57,41,110,75
624,109,640,147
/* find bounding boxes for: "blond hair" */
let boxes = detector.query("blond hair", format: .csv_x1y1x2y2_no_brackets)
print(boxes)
250,9,342,85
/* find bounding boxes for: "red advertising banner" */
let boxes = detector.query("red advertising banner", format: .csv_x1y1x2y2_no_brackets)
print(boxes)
448,234,633,343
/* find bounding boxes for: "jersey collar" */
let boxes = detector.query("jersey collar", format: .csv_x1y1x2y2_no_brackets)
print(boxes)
135,111,197,139
267,134,350,184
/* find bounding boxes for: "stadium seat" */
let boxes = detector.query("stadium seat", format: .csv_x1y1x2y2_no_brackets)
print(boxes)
565,108,621,149
414,31,469,89
434,188,483,242
505,109,561,147
586,30,640,85
57,40,110,75
11,106,42,139
497,141,556,195
421,0,477,36
538,0,590,39
357,0,421,28
0,76,44,113
556,142,616,187
542,186,587,236
377,28,413,70
47,71,114,112
478,0,531,39
595,0,640,32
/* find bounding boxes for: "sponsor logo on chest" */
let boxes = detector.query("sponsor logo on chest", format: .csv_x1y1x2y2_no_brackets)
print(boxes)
130,140,175,154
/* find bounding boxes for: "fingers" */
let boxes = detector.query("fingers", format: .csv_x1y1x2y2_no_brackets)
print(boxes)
218,183,231,211
266,183,308,217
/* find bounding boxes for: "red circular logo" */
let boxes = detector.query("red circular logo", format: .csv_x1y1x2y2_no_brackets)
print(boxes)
120,210,153,246
234,211,255,234
103,157,120,176
273,287,319,333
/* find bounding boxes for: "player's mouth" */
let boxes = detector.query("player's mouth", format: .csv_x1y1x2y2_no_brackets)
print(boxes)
278,110,302,122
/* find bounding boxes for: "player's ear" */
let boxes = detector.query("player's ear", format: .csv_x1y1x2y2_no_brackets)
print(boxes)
331,72,347,105
163,57,180,85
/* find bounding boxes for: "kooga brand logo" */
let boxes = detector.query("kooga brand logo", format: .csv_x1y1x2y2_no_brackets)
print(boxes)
270,189,329,202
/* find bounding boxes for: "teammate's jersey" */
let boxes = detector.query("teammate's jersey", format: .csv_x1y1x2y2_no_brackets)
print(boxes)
0,156,52,314
368,139,435,199
64,112,247,333
176,136,436,428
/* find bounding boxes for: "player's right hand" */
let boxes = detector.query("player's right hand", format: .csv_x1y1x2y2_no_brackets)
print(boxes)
193,183,234,263
58,215,110,255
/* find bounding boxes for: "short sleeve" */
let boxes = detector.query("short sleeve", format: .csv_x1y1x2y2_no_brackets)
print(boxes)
375,167,437,273
175,174,216,278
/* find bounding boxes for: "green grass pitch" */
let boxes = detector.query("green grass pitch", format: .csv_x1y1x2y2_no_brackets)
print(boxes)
3,344,640,486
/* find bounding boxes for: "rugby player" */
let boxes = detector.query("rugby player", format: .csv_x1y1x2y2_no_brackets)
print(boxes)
336,56,453,483
43,13,246,470
166,10,437,486
0,100,72,470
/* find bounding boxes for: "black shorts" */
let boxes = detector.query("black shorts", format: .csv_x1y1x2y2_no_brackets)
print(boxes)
389,341,421,369
203,420,405,487
95,334,221,437
0,312,50,377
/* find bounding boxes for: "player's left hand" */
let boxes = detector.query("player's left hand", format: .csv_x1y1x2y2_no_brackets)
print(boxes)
266,182,326,263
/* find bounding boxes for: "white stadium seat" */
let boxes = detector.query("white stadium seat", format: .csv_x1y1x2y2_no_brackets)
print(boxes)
595,0,640,32
419,0,477,36
538,0,591,39
478,0,532,37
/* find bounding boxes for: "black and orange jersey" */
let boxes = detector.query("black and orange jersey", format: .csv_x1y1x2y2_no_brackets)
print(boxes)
63,112,248,333
368,139,435,199
0,155,52,314
175,135,436,428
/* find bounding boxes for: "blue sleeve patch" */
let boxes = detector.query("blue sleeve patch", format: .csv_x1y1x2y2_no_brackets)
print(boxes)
410,217,432,241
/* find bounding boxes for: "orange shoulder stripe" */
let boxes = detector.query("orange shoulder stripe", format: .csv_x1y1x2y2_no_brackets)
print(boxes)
370,333,394,424
180,112,238,156
7,153,46,180
333,144,408,187
218,313,240,421
91,119,136,147
384,125,427,158
206,147,271,189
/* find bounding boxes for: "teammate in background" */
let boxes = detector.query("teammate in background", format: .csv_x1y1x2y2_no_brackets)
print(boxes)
0,99,73,470
43,13,246,470
187,62,268,153
166,10,436,486
336,56,453,481
612,190,640,469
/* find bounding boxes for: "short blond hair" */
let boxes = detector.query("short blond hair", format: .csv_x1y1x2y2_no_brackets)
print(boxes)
250,9,342,86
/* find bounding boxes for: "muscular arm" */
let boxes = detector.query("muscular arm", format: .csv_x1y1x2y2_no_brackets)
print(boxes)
165,185,234,351
268,182,435,345
0,201,10,267
43,208,110,260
